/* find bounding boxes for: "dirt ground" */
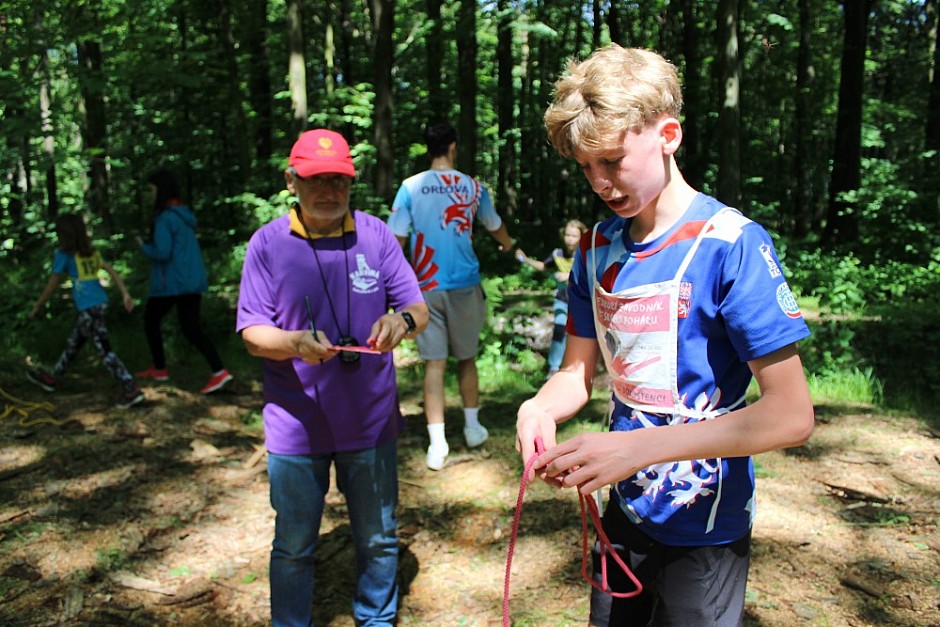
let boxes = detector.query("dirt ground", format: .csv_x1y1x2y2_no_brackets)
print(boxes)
0,365,938,626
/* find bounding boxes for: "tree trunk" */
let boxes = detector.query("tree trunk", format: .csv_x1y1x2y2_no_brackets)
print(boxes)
925,0,939,215
793,0,821,238
1,14,25,224
325,21,335,96
456,0,477,171
40,50,59,220
927,0,939,153
716,0,741,208
338,0,354,88
592,0,602,49
175,2,195,199
76,40,109,232
426,0,445,122
496,0,516,216
679,0,704,190
518,27,534,222
218,0,249,181
371,0,395,202
245,0,273,190
823,0,870,247
5,155,27,225
573,1,585,56
287,0,307,139
606,2,622,45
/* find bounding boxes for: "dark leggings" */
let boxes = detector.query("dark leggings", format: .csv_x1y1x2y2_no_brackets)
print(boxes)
143,294,223,372
53,304,136,393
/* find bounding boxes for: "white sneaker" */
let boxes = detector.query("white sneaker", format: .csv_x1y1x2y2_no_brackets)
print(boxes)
426,443,449,471
464,423,489,448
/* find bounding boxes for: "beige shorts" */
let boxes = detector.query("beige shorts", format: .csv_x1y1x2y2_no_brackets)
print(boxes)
416,285,486,361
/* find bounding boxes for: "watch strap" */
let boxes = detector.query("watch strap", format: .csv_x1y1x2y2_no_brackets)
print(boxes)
400,311,417,334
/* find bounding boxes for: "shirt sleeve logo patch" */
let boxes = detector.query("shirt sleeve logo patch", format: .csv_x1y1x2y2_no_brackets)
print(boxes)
776,283,803,319
759,243,782,278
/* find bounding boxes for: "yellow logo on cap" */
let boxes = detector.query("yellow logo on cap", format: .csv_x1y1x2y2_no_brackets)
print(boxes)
318,137,333,150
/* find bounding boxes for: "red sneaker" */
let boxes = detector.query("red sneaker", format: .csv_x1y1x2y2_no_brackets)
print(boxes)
136,366,169,381
200,369,233,394
26,367,57,392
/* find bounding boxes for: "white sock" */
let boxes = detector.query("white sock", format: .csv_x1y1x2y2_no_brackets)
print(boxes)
427,423,447,450
464,407,480,429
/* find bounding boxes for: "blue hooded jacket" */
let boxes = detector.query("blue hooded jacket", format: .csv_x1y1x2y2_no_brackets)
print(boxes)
141,203,209,297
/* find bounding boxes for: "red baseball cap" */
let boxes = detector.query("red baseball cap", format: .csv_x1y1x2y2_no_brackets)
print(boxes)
288,129,356,178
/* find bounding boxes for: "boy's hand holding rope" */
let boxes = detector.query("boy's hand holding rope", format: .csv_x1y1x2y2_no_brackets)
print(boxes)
503,435,642,626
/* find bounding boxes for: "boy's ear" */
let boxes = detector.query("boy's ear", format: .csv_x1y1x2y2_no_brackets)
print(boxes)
660,117,683,156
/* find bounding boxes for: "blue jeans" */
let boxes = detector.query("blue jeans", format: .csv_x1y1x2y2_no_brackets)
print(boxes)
267,441,399,627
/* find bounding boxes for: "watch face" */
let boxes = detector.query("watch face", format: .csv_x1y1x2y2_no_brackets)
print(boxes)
401,312,416,333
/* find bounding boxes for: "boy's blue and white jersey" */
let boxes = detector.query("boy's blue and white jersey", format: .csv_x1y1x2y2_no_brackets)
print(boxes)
568,193,810,546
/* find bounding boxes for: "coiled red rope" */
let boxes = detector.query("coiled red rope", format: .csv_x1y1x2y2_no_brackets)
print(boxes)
502,437,643,626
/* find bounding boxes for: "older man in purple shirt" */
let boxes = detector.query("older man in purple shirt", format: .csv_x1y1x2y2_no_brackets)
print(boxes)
237,128,428,627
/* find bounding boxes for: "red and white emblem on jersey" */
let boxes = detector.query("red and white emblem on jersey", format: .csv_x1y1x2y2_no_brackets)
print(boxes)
776,283,803,319
678,281,693,319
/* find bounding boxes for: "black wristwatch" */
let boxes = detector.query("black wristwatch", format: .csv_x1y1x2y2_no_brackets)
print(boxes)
400,311,417,334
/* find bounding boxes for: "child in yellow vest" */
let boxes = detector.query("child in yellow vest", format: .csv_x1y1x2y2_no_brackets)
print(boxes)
516,219,589,377
27,214,144,409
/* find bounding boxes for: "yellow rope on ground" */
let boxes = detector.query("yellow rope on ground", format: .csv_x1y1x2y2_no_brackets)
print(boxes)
0,386,65,427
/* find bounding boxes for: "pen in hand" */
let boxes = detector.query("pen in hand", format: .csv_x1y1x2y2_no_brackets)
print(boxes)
304,296,317,336
305,296,326,364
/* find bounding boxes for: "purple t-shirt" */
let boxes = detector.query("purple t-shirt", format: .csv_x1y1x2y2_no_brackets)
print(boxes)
236,209,423,455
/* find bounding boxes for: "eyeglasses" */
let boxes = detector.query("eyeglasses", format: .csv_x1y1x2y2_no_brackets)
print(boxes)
295,174,352,191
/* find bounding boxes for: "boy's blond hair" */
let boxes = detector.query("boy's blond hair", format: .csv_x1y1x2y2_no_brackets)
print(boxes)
544,44,683,159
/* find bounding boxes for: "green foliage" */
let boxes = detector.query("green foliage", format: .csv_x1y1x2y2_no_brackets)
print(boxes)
807,367,884,407
858,251,940,303
240,410,264,432
789,244,940,416
95,547,129,573
788,250,866,376
1,0,938,428
753,460,775,479
853,152,931,264
855,298,940,416
231,189,292,232
475,273,559,390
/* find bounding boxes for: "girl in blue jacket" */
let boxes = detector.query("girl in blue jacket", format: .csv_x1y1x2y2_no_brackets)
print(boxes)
137,169,232,394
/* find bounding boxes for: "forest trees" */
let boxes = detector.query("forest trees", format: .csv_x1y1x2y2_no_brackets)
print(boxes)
0,1,936,279
0,0,937,413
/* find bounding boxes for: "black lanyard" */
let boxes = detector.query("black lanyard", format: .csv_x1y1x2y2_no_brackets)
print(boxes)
296,205,352,341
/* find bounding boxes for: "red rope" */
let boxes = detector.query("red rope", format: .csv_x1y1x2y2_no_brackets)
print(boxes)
502,438,643,626
502,439,545,625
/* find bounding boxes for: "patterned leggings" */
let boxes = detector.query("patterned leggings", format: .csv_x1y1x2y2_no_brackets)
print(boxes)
53,304,135,392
